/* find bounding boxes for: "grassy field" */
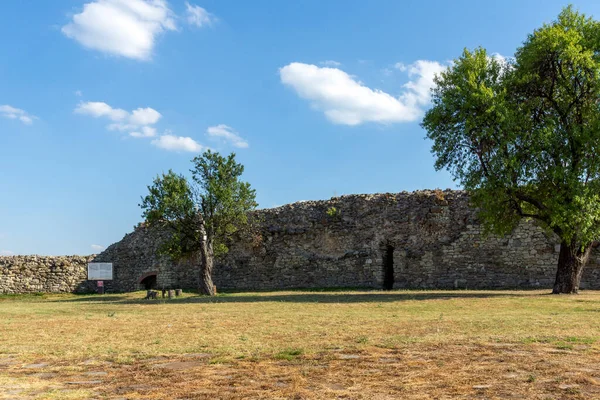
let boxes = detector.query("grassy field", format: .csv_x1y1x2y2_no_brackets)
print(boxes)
1,290,600,399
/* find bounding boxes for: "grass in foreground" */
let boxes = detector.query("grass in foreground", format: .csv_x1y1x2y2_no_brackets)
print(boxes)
1,290,599,399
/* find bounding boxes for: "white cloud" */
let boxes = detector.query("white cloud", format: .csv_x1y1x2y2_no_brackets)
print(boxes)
0,250,15,256
75,101,161,138
61,0,176,61
320,60,341,67
490,52,507,64
0,105,37,125
77,101,208,151
130,126,157,138
185,2,215,27
151,134,204,152
399,60,448,110
394,62,407,72
130,107,161,125
206,124,248,148
75,101,128,121
19,116,33,125
75,90,83,97
91,244,105,251
279,61,448,125
141,126,157,137
107,123,137,132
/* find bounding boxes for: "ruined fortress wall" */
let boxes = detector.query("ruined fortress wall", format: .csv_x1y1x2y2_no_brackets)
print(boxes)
5,190,600,294
0,255,98,294
213,190,600,290
97,190,600,292
92,226,197,292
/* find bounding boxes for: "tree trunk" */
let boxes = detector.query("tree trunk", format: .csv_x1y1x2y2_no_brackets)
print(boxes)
552,240,591,294
198,234,215,296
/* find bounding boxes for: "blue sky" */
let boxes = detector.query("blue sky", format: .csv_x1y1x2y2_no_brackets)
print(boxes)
1,0,598,255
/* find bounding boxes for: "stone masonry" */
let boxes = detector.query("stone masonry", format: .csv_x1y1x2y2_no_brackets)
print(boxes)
0,255,97,294
3,190,600,294
94,190,600,291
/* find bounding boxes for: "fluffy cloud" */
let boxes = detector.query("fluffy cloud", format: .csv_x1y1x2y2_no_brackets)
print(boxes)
130,126,157,138
151,134,204,152
185,2,215,27
130,107,161,125
91,244,105,251
107,123,137,132
61,0,176,61
75,101,128,121
399,60,448,110
206,124,248,148
0,105,37,125
75,101,161,138
279,61,448,125
76,101,208,152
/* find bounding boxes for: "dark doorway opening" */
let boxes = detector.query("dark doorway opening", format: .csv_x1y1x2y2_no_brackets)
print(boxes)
383,245,394,290
140,274,157,290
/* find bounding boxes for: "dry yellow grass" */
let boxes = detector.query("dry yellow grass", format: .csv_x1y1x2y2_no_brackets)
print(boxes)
1,289,599,399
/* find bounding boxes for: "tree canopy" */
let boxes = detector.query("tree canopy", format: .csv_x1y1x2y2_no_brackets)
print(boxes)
422,6,600,293
190,151,258,258
140,150,257,295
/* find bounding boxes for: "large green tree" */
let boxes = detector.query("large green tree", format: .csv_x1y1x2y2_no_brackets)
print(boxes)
140,151,257,295
422,6,600,294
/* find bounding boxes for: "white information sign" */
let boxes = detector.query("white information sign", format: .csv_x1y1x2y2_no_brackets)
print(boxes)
87,263,113,280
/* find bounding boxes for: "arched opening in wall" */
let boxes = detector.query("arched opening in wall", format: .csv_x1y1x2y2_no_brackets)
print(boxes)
139,273,157,290
383,245,394,290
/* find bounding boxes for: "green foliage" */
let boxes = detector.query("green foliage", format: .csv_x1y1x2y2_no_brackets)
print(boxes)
140,170,195,224
191,150,258,257
275,347,304,360
326,206,341,219
139,170,200,259
422,6,600,247
355,335,369,344
139,151,257,260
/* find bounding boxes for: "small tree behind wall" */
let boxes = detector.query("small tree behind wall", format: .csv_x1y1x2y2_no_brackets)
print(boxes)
140,150,257,295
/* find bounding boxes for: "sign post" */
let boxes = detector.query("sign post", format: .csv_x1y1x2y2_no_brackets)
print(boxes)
87,263,113,294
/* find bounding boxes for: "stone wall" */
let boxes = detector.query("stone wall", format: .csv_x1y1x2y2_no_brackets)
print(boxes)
0,255,97,294
5,190,600,294
215,190,600,290
95,190,600,292
92,225,197,292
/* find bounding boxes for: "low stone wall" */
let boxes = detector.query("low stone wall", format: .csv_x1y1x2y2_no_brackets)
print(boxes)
0,255,98,294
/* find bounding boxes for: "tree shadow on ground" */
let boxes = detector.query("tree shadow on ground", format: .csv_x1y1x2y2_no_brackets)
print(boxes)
46,295,132,302
50,289,552,305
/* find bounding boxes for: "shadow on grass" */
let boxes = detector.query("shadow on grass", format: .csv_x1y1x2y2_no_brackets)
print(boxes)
49,289,549,305
54,295,132,302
